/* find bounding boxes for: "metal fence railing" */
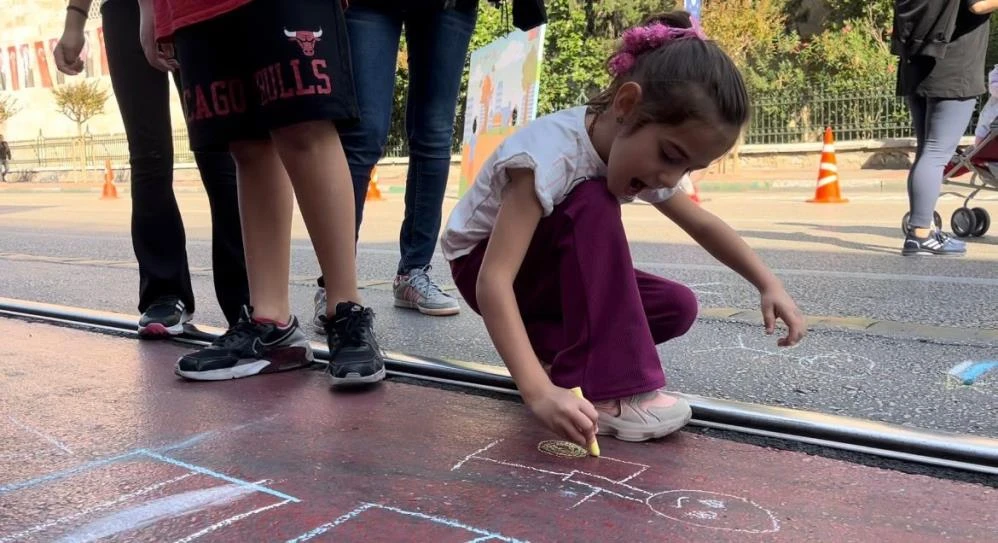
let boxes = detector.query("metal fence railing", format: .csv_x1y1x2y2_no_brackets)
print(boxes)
5,88,988,170
745,87,986,145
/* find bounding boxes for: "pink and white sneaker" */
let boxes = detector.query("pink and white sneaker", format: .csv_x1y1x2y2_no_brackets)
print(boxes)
594,390,692,442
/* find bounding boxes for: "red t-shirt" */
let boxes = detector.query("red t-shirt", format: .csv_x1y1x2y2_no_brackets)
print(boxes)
154,0,253,40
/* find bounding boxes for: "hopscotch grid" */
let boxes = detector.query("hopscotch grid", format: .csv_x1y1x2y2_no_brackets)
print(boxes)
0,419,283,496
453,440,781,534
0,473,193,543
286,503,527,543
138,450,300,503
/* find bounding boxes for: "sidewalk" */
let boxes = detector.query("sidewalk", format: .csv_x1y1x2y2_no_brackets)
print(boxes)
0,165,912,194
697,167,910,192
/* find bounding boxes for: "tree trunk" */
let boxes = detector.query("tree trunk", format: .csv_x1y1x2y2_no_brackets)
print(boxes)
76,122,85,181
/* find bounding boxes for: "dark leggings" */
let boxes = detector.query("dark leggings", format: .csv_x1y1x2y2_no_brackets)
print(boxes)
906,95,977,229
102,0,248,325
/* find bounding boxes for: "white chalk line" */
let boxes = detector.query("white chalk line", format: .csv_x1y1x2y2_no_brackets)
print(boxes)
648,490,781,534
171,499,292,543
460,450,650,508
693,334,876,379
8,416,73,455
286,503,525,543
569,489,602,509
0,474,193,543
455,442,781,533
138,450,300,503
451,439,502,471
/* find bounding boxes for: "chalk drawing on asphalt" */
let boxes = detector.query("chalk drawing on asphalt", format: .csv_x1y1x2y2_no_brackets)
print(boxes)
686,282,731,307
285,502,526,543
0,423,298,542
6,416,73,455
693,334,876,379
537,440,588,459
452,439,780,534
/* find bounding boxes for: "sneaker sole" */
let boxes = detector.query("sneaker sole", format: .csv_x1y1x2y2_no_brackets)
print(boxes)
175,344,314,381
393,298,460,316
139,322,185,337
596,405,693,442
328,366,387,386
138,312,192,338
901,249,966,257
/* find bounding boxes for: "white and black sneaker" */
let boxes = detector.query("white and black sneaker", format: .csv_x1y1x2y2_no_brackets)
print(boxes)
325,302,386,386
902,229,966,256
175,305,313,381
138,297,192,338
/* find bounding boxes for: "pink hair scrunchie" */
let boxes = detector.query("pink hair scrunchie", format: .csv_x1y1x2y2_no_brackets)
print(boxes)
608,19,707,77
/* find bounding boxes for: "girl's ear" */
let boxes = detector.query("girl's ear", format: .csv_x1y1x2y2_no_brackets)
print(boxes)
611,81,643,122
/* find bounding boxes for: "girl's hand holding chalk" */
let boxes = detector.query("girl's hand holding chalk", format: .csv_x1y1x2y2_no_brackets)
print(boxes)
526,384,599,451
570,387,601,457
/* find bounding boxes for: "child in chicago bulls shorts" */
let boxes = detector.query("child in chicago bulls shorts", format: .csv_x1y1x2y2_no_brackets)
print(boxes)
140,0,386,385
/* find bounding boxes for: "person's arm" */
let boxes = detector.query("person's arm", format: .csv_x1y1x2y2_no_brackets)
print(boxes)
968,0,998,15
53,1,92,75
476,168,598,446
653,192,807,346
137,0,179,72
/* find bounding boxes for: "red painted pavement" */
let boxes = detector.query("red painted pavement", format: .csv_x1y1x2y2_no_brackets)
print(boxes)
1,317,995,542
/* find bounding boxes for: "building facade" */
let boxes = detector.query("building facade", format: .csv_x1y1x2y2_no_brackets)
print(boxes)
0,0,187,144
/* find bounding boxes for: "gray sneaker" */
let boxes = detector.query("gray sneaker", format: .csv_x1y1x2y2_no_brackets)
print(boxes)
312,287,327,331
393,265,460,316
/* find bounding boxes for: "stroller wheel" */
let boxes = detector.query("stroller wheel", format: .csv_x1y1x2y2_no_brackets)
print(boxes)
951,208,978,238
901,211,943,233
971,207,990,237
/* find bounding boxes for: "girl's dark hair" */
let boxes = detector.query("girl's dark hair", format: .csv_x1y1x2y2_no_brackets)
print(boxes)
588,11,750,135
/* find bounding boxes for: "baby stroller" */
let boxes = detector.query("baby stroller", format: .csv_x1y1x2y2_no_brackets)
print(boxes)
902,129,996,238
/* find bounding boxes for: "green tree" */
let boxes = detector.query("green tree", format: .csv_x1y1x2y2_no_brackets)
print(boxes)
0,93,20,128
52,79,109,174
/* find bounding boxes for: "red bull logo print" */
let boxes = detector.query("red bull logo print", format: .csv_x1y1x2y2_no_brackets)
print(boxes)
284,28,323,57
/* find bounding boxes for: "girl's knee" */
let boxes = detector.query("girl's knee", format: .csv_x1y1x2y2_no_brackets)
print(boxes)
271,120,339,154
650,285,698,343
230,140,276,167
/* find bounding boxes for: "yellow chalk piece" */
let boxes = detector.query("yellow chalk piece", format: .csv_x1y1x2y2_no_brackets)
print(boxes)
570,387,601,457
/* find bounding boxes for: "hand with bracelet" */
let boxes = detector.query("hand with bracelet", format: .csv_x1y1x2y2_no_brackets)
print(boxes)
53,2,91,75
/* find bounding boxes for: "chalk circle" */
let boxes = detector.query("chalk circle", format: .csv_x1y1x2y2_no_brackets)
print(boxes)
797,351,876,379
646,490,780,533
537,440,588,459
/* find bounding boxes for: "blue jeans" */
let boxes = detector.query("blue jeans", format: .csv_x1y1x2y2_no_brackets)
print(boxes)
341,2,477,275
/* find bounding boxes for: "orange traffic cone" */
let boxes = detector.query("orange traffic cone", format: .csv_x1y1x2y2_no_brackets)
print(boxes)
808,127,847,203
365,165,384,202
101,159,118,200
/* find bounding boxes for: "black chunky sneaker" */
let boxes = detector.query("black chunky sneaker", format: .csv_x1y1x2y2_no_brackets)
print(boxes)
138,297,191,338
325,302,386,385
175,306,313,380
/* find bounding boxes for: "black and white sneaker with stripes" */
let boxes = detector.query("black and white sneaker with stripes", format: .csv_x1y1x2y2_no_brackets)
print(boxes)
138,297,192,338
901,228,966,256
175,305,313,380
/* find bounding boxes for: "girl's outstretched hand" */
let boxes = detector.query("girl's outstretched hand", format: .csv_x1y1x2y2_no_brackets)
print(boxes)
526,384,599,448
760,286,806,346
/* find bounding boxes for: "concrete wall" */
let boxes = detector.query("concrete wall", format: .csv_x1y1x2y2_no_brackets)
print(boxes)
0,0,187,141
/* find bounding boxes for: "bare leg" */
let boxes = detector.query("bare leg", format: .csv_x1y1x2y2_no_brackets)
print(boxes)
270,120,360,312
229,140,294,322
